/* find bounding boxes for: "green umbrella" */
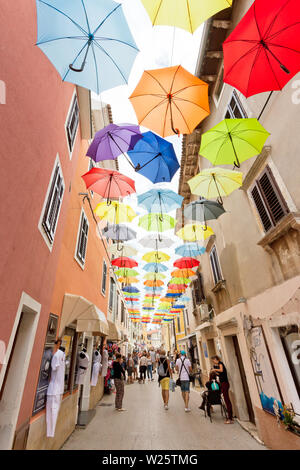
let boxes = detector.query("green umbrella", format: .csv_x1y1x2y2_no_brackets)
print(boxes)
138,213,176,241
199,118,270,168
169,277,192,285
143,272,166,280
114,268,139,277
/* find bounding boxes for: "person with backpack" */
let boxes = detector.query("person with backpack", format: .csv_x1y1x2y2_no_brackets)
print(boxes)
175,350,192,412
157,349,173,410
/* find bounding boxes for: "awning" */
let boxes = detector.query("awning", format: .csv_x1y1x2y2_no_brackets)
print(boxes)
178,333,196,342
107,320,121,342
59,294,108,336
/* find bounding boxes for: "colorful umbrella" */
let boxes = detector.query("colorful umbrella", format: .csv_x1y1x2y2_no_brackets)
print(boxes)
109,244,137,257
138,213,176,232
102,224,136,242
188,168,243,204
184,199,225,229
143,273,166,280
176,224,214,242
171,269,196,278
138,188,183,215
140,0,233,34
111,256,138,268
94,201,136,224
114,268,139,277
174,257,200,269
82,168,136,201
144,286,164,292
144,280,164,287
87,124,142,164
143,263,169,273
36,0,139,94
139,235,174,250
169,277,191,285
223,0,300,98
142,251,170,263
199,119,270,168
118,277,139,284
129,65,210,137
122,286,140,293
175,243,205,257
128,132,180,183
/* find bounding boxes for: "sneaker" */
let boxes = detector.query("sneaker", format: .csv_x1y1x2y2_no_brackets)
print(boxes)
117,408,127,412
164,404,169,410
185,408,191,412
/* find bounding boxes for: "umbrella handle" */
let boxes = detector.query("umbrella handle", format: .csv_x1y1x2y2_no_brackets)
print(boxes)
233,160,241,169
69,39,92,72
217,196,224,206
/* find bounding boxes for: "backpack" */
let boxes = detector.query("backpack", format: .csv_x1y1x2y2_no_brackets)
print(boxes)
211,380,219,391
158,358,167,377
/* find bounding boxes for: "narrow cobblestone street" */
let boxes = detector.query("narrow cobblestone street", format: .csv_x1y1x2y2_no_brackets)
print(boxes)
62,379,265,451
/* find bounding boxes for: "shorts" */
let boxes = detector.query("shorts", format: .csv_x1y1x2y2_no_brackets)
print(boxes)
128,367,133,376
160,377,170,391
180,380,190,392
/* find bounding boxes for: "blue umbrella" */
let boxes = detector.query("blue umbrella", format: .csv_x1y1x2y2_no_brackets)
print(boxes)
122,286,140,293
36,0,139,94
143,263,169,273
165,293,182,298
175,243,205,257
138,189,183,216
128,131,180,183
144,286,164,292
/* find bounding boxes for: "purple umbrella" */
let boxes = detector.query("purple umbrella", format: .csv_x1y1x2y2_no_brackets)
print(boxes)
87,123,142,167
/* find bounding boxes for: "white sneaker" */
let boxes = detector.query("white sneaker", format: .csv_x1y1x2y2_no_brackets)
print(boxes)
164,404,169,410
185,408,191,412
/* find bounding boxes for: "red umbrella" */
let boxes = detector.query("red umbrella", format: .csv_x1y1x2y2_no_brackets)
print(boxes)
81,167,136,201
111,257,138,268
223,0,300,98
173,257,200,269
168,284,187,290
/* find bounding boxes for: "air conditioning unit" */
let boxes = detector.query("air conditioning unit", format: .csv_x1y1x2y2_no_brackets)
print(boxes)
199,303,210,320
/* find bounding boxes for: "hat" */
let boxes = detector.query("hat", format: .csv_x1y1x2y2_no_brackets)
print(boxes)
180,350,186,355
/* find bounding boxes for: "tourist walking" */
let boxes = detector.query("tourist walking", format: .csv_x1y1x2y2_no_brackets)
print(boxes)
176,350,192,412
158,350,173,410
146,352,153,381
139,352,147,383
113,353,126,411
133,351,138,381
150,347,157,373
126,353,134,384
211,355,234,424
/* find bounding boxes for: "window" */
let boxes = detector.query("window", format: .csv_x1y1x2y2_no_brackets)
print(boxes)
177,317,181,332
279,325,300,398
65,93,79,154
121,302,125,324
109,278,115,311
76,210,89,266
213,65,224,104
251,165,289,232
192,272,205,308
101,260,107,295
209,245,223,285
42,162,64,244
185,309,189,327
225,90,247,119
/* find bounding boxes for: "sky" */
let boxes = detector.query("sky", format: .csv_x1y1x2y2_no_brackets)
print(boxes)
92,0,204,324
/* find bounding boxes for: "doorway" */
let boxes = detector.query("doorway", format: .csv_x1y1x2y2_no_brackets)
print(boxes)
0,294,40,449
232,335,255,424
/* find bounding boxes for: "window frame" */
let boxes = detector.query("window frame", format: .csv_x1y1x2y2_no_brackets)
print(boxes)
209,245,223,285
101,260,107,296
65,91,80,158
213,63,225,108
224,90,247,119
74,208,89,269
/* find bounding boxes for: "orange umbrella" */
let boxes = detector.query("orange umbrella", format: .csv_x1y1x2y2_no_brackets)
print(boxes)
171,268,196,278
144,280,164,287
129,65,210,137
118,277,139,284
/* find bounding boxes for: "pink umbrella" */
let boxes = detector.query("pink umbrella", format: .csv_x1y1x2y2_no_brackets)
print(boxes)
82,168,136,201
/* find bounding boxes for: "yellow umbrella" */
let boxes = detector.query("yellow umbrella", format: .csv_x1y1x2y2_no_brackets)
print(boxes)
188,167,243,204
176,223,214,242
109,244,137,257
143,272,166,280
117,277,139,284
140,0,232,34
142,251,170,263
94,201,136,224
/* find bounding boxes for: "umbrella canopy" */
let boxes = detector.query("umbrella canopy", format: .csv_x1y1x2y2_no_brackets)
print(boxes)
112,256,138,268
223,0,300,97
144,280,164,287
138,213,176,232
184,199,225,228
118,277,139,284
175,243,205,257
128,132,180,183
142,251,170,263
143,273,166,280
176,224,214,242
138,188,183,215
169,278,191,285
82,168,136,201
102,224,136,242
188,168,243,204
87,124,142,163
140,0,233,34
171,269,196,278
122,286,140,293
109,244,137,257
144,286,164,292
139,235,174,250
199,119,270,168
129,65,210,137
94,201,136,224
143,263,169,272
114,268,139,277
174,257,200,269
36,0,139,94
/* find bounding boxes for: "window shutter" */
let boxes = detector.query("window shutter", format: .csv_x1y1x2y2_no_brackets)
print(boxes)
102,261,107,294
66,95,79,153
42,164,64,242
251,166,289,232
77,213,89,263
210,246,222,284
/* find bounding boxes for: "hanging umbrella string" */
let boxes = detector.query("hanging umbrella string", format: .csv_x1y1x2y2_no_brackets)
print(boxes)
258,91,274,121
135,152,162,171
107,132,135,169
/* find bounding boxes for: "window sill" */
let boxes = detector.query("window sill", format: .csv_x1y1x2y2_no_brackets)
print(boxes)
257,212,300,249
211,279,226,293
